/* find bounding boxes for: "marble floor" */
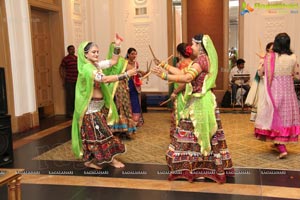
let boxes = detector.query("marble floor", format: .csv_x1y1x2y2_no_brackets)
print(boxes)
1,113,300,200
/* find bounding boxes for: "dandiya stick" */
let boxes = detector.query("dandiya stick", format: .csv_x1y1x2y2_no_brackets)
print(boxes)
147,60,152,71
148,45,158,60
140,71,152,80
145,53,173,82
159,98,171,106
149,45,173,65
140,60,152,80
157,55,174,67
144,55,173,80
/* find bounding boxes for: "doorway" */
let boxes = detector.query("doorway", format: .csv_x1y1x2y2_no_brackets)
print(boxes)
31,8,54,119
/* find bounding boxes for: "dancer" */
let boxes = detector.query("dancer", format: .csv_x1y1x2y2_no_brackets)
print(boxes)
126,48,145,127
255,33,300,159
152,34,234,183
245,42,273,121
169,43,192,135
72,34,137,169
106,45,137,139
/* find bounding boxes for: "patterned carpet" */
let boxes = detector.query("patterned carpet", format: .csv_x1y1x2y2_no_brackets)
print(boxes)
34,111,300,170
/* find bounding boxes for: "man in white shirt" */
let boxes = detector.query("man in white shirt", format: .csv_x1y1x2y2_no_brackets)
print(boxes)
229,59,250,105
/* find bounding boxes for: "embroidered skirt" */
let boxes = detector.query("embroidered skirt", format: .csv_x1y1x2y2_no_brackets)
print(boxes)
166,108,234,183
80,99,126,164
111,80,137,135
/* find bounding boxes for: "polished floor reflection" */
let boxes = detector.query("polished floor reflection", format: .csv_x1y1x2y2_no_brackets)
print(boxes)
1,114,300,200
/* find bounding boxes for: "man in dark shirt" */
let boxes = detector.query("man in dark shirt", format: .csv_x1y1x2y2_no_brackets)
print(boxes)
60,45,78,118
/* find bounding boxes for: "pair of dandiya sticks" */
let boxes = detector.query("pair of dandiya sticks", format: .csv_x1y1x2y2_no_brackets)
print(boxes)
147,45,174,106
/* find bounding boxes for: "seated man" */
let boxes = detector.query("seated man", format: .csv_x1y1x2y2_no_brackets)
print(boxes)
229,58,250,105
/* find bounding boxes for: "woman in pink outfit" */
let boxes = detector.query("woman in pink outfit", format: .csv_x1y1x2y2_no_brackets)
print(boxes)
255,32,300,159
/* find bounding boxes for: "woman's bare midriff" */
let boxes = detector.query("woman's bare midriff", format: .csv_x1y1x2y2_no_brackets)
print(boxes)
92,87,103,99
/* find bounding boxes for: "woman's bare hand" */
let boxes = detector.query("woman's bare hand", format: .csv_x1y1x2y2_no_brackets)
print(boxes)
151,66,163,77
127,67,137,77
114,33,124,46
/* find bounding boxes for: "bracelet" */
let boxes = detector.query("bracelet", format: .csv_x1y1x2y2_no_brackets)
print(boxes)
161,72,168,80
165,64,171,71
117,73,127,81
159,61,166,67
113,46,121,55
160,72,164,79
186,68,199,80
125,71,129,79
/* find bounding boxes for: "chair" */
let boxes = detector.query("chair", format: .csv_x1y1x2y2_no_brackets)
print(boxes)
235,86,246,109
231,74,250,110
230,84,247,110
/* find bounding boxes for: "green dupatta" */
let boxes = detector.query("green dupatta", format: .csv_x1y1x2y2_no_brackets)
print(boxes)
71,41,119,158
102,43,128,97
182,35,218,156
174,62,193,126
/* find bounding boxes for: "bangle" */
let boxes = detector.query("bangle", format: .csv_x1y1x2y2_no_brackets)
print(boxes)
165,64,171,71
113,45,121,55
161,72,168,80
125,71,129,79
117,73,127,81
186,68,199,80
159,61,166,68
175,75,179,82
166,65,171,71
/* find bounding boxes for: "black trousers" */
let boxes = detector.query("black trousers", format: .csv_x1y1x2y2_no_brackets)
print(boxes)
65,81,76,117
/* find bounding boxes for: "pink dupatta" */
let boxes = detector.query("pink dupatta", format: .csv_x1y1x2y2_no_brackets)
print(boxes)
264,53,282,132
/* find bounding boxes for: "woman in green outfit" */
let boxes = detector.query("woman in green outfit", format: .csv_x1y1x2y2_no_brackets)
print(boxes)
72,34,137,169
169,43,192,136
152,34,234,183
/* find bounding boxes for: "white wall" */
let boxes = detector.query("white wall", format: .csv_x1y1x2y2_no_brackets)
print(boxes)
62,0,169,92
114,0,169,92
243,0,300,80
7,0,300,116
4,0,168,118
